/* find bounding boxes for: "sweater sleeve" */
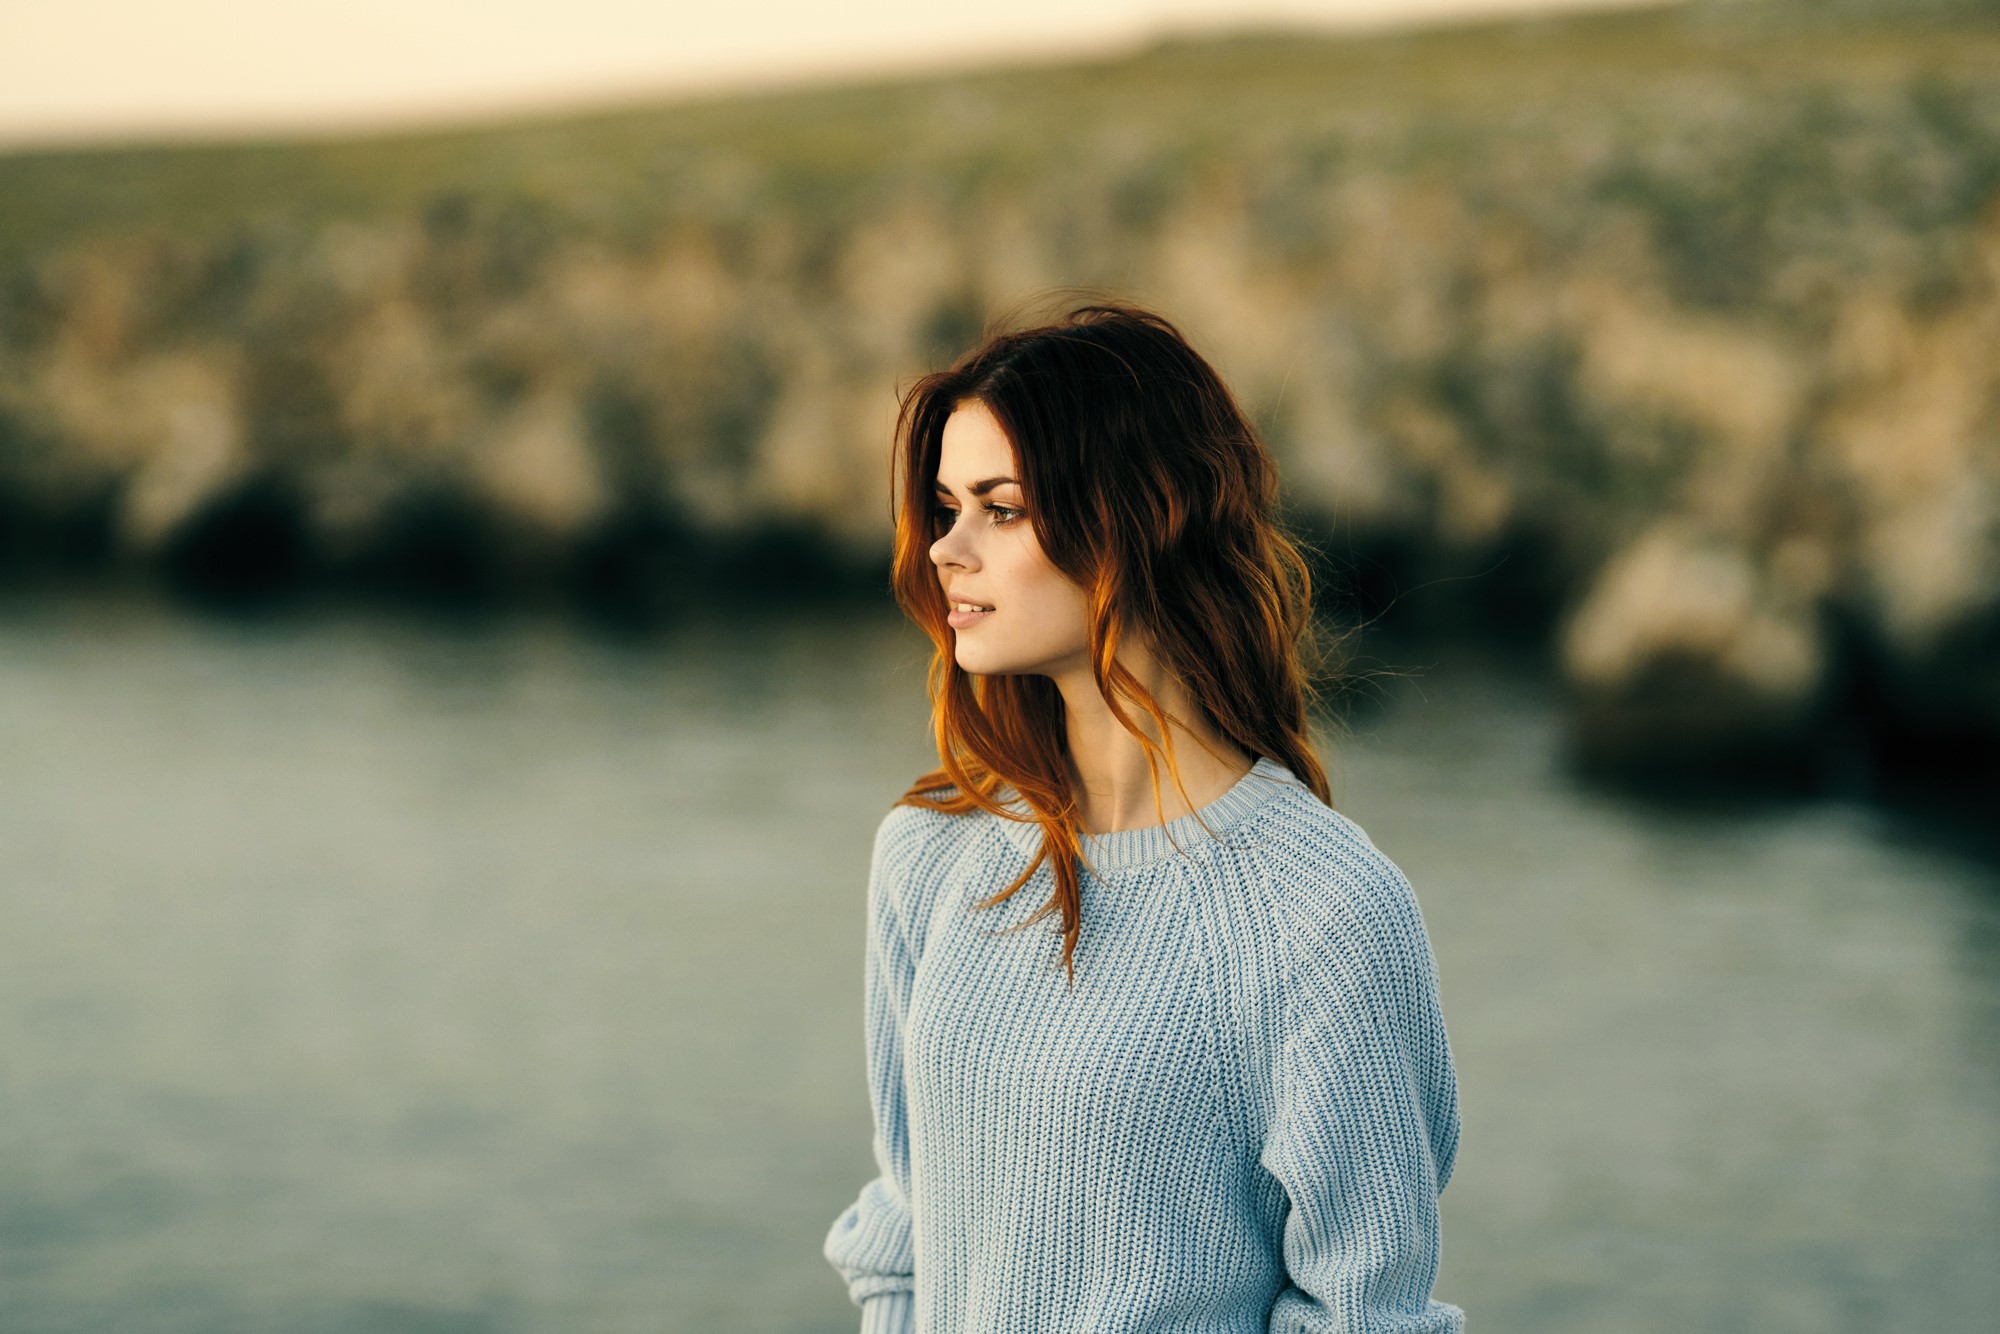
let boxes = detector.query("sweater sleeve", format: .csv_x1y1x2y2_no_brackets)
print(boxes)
1258,844,1464,1334
823,807,926,1334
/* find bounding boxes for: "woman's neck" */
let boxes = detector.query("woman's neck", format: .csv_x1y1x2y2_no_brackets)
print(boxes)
1052,650,1252,836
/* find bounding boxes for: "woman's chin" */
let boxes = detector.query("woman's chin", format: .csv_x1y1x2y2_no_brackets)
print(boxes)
953,646,1021,677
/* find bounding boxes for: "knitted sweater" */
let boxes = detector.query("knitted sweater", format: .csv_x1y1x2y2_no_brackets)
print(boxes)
823,756,1463,1333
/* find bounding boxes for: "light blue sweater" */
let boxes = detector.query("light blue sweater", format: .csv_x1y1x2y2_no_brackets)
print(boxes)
824,756,1463,1333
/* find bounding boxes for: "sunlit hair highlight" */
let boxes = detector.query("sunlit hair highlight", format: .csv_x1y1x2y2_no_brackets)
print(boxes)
888,298,1337,985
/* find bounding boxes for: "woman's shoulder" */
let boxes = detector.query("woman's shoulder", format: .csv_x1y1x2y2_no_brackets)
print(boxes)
866,794,1010,956
872,793,971,858
868,789,1006,893
1240,784,1432,964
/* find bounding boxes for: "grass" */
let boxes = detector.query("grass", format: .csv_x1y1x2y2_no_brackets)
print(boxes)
4,4,2000,273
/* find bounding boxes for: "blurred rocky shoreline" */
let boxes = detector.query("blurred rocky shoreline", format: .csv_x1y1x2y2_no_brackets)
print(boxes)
1,3,1996,795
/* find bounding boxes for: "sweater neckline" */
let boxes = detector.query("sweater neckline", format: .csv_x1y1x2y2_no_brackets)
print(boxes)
993,755,1301,873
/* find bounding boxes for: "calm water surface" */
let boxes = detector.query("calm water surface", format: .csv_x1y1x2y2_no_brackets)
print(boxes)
0,593,1994,1333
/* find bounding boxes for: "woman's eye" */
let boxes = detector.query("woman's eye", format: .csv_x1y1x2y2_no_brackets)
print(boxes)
930,502,1022,531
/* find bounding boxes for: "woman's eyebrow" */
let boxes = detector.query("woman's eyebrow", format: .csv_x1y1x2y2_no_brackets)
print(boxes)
932,476,1020,497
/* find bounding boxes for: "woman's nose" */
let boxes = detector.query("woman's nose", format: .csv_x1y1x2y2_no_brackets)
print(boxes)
930,520,975,571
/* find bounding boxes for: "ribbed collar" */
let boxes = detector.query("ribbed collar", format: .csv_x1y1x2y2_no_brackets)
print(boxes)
991,755,1301,873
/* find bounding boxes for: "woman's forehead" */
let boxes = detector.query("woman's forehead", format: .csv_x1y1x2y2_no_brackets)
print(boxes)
937,402,1018,483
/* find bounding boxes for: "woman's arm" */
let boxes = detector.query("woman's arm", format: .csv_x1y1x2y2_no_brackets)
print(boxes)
1257,848,1464,1334
823,807,927,1334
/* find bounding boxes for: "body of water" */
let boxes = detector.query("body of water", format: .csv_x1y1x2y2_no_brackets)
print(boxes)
0,593,1994,1332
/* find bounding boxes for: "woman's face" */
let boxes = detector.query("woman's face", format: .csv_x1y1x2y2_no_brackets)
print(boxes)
928,399,1092,679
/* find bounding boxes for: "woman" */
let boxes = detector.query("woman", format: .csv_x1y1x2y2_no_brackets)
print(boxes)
824,300,1463,1333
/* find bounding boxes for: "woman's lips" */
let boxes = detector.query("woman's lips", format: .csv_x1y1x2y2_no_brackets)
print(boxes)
946,605,994,629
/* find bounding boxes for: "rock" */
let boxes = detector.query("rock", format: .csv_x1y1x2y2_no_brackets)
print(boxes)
1559,521,1831,778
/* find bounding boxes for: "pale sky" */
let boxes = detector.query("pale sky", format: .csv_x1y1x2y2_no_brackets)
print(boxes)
0,0,1672,150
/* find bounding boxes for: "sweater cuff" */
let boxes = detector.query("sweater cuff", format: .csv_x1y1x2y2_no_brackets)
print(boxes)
859,1289,915,1334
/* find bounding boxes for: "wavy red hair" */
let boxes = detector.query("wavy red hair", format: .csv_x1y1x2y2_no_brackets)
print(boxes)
889,298,1336,984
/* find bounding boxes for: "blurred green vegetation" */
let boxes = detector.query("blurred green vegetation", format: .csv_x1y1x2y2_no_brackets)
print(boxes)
1,0,1998,792
4,3,1998,270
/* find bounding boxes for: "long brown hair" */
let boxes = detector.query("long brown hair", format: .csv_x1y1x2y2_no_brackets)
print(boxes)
889,297,1335,983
